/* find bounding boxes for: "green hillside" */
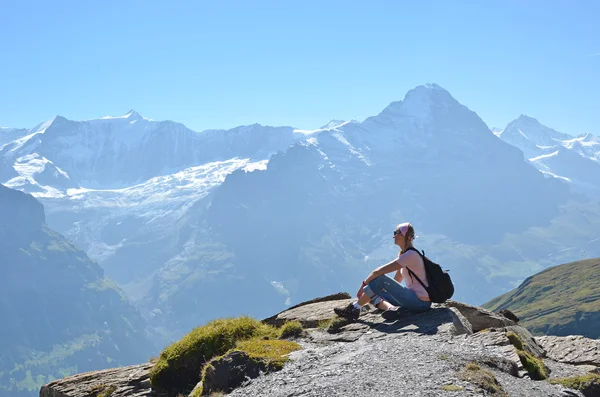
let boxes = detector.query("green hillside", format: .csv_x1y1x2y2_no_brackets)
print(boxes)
483,258,600,339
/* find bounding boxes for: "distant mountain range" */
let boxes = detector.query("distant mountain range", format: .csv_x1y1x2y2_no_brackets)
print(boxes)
0,184,153,397
2,83,600,349
495,115,600,197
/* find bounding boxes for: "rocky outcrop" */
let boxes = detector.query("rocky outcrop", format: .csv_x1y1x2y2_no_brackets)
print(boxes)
446,300,517,332
0,183,45,243
39,296,600,397
536,335,600,366
197,351,278,396
39,363,154,397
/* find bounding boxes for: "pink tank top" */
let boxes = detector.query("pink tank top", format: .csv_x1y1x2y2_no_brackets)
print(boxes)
397,251,430,301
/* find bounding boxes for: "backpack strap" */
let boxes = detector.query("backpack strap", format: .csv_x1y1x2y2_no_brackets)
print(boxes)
406,268,428,292
401,247,428,290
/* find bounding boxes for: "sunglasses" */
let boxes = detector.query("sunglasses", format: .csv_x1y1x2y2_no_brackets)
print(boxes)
394,230,403,236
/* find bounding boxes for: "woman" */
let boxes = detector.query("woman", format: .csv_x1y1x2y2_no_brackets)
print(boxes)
334,222,432,321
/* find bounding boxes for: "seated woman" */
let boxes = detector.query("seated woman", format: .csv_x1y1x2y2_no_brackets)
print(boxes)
334,222,432,321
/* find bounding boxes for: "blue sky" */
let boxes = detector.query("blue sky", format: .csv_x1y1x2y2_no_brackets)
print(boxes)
1,0,598,135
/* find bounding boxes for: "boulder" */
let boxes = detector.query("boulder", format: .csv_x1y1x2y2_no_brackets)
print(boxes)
39,362,153,397
504,325,546,358
263,297,354,328
498,309,520,323
199,351,273,396
445,300,516,332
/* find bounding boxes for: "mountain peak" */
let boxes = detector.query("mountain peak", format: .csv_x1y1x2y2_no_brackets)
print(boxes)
98,110,147,122
125,109,143,119
379,83,456,121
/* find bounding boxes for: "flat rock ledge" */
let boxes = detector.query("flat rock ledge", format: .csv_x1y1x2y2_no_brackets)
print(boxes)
39,295,600,397
39,362,154,397
536,335,600,366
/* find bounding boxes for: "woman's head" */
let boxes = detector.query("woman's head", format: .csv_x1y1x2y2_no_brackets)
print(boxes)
393,222,415,252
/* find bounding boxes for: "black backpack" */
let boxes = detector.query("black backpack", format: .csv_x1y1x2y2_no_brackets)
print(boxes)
404,247,454,304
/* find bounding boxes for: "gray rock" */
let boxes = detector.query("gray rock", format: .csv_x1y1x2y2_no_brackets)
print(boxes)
38,299,600,397
39,362,154,397
445,300,516,332
499,309,520,323
262,292,352,327
264,298,355,328
448,307,474,336
536,335,600,366
199,350,275,395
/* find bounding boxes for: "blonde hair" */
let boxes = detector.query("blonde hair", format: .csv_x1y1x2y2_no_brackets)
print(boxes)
400,223,415,254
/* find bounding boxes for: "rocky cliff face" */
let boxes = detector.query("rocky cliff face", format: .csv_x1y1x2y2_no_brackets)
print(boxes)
39,295,600,397
0,184,153,397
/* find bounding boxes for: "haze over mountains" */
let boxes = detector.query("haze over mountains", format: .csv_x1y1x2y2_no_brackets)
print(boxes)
0,184,152,397
2,83,600,355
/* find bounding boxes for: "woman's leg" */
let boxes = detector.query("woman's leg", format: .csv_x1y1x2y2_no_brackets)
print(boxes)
363,275,431,312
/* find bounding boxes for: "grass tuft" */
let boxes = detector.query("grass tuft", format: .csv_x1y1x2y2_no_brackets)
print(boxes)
549,374,600,393
442,384,463,391
278,321,304,339
149,316,279,396
458,362,507,395
89,384,117,397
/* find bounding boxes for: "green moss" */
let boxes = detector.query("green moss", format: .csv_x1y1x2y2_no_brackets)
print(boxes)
505,330,548,380
317,319,333,329
327,317,350,334
465,362,480,371
506,331,524,350
149,316,278,396
458,362,507,396
517,350,547,380
442,384,463,391
236,339,301,369
550,374,600,392
439,355,450,360
90,384,117,397
278,321,304,339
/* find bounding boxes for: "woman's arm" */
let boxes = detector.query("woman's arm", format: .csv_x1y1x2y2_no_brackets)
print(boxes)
363,259,401,285
393,269,404,283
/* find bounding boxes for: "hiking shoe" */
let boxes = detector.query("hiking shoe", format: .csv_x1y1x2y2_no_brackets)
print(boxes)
381,306,402,321
334,303,360,321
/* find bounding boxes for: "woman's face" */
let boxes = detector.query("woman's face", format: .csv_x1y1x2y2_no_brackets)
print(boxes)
393,229,404,248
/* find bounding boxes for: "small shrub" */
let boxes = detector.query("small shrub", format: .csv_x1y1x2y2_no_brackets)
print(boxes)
439,355,450,361
279,321,304,339
442,384,463,391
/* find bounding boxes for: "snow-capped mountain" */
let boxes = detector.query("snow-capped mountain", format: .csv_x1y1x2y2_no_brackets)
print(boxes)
130,83,580,335
3,84,597,346
0,110,302,194
0,126,29,149
497,115,600,197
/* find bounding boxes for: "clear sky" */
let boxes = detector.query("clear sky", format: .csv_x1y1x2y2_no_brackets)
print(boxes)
1,0,598,135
